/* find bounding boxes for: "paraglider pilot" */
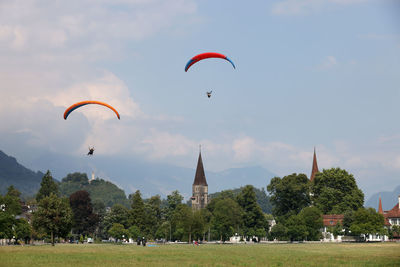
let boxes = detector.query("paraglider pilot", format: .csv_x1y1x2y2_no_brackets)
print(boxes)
87,147,95,156
207,91,212,98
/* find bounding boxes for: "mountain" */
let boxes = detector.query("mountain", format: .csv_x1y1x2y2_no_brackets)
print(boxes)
0,150,129,206
4,150,277,200
0,150,44,196
365,185,400,211
59,172,129,207
26,153,277,199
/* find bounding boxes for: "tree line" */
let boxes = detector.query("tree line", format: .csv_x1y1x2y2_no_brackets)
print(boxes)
1,171,269,245
1,167,395,245
267,168,390,241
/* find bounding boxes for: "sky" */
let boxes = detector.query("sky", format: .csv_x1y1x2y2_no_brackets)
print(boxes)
0,0,400,199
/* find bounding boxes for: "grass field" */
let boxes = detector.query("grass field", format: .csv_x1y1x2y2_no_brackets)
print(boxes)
0,242,400,267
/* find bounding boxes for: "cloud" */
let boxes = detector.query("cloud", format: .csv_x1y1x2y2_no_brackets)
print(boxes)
0,0,198,62
0,0,199,160
233,137,257,162
271,0,368,15
47,71,142,120
316,56,338,69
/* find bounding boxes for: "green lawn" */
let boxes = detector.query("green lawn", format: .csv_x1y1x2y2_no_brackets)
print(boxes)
0,242,399,267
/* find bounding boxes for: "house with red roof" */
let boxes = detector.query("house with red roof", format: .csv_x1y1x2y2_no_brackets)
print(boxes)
379,196,400,240
313,149,386,242
321,214,344,242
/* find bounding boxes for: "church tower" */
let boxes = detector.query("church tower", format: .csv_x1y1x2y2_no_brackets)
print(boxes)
310,147,319,181
191,149,209,210
378,196,383,214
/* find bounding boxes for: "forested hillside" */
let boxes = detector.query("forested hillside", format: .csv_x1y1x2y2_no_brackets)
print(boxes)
0,150,44,196
59,172,129,207
209,186,272,213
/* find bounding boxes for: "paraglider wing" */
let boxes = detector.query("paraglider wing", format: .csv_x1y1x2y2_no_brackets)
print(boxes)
63,100,120,120
185,52,235,72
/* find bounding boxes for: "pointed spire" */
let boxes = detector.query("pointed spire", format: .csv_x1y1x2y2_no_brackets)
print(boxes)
310,147,319,181
378,196,383,214
193,149,208,186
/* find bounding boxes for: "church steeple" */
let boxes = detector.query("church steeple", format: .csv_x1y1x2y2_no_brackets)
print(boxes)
378,196,383,214
310,147,319,181
193,150,208,186
192,147,209,210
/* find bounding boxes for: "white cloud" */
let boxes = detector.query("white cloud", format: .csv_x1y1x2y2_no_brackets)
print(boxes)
0,0,199,160
233,137,257,162
47,71,142,120
0,0,198,61
272,0,369,15
316,55,338,69
141,130,197,158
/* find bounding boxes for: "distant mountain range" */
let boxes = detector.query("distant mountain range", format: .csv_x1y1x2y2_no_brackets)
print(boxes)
0,150,276,200
3,149,399,212
0,150,44,196
365,185,400,211
8,150,276,199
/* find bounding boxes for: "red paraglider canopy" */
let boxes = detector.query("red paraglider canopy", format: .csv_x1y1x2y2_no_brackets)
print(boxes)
185,52,235,72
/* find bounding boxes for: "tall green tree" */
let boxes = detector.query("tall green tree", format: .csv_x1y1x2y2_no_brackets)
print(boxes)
108,223,128,242
15,218,32,244
270,223,288,241
0,186,23,240
285,214,307,241
0,210,14,240
166,190,183,219
211,198,243,242
298,206,323,241
5,185,21,198
33,193,73,246
207,190,236,214
342,209,354,235
349,207,385,240
255,187,273,214
172,204,194,242
129,190,146,232
237,185,268,240
267,173,310,219
162,190,184,240
103,204,130,234
311,168,364,214
92,200,106,238
3,186,22,216
155,221,170,240
128,225,141,240
209,188,272,214
69,190,99,236
36,170,59,202
143,195,162,238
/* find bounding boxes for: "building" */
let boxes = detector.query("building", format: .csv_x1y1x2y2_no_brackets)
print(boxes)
191,150,209,210
310,147,319,182
321,214,344,242
379,195,400,240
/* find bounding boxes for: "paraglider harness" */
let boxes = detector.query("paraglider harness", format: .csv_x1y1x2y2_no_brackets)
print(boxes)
87,147,95,156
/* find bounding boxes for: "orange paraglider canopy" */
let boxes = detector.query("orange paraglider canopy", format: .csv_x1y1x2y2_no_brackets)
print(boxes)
63,100,120,120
